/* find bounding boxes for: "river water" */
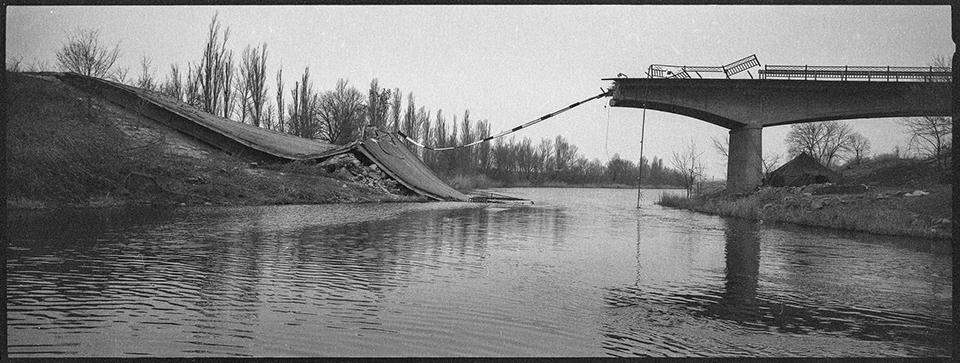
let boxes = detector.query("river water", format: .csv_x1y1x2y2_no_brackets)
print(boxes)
6,188,952,357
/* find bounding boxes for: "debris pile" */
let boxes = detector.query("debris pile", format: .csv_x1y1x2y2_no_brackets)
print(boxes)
318,153,403,195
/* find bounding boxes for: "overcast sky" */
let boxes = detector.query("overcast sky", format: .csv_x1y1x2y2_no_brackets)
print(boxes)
6,5,953,178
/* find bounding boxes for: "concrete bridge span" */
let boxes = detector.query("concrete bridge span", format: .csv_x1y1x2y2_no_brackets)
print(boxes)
604,78,952,193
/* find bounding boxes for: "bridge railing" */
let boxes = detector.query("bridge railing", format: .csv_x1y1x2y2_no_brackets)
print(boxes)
722,54,760,78
648,54,760,79
759,65,952,82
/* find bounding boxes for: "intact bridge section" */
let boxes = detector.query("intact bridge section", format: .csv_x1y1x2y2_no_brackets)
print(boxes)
604,73,951,193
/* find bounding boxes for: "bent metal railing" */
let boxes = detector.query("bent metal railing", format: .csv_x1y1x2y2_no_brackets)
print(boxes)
758,65,952,82
648,54,760,79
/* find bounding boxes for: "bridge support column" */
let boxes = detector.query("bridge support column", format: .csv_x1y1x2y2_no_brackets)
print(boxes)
726,124,763,194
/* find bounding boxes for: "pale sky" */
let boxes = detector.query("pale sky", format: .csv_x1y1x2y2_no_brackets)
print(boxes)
6,5,953,178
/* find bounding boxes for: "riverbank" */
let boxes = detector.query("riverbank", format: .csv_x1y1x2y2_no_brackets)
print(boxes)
658,159,952,240
5,72,424,210
444,173,686,192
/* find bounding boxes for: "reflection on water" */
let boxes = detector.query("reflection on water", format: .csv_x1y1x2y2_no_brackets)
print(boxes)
6,188,952,357
602,215,951,357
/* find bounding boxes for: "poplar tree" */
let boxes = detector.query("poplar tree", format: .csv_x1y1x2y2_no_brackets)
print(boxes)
240,43,269,127
275,67,285,133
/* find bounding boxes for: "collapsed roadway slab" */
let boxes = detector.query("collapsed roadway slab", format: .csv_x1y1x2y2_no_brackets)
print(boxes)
52,72,468,202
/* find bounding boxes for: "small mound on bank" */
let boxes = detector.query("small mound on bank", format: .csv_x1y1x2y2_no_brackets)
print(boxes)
659,158,952,240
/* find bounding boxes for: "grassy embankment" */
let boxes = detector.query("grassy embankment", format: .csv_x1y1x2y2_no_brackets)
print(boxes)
6,72,423,210
658,159,952,240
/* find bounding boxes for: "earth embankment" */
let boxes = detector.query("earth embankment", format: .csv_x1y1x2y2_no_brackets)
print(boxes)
5,72,424,209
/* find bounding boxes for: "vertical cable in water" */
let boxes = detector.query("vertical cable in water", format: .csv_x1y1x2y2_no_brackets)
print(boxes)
636,107,646,209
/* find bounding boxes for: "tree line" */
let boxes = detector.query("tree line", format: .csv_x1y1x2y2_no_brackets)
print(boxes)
13,14,948,191
22,15,698,189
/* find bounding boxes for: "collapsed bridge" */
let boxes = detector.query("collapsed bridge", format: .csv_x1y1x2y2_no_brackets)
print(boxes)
50,72,469,202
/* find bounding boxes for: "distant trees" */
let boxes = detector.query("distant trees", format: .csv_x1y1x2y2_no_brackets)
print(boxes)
40,14,701,189
55,28,121,79
6,56,51,73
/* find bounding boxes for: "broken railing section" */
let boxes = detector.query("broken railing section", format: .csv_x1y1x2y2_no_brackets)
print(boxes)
647,54,760,79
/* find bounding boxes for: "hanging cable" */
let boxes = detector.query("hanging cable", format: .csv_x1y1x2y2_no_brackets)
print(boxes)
397,91,609,151
604,104,611,160
636,106,647,209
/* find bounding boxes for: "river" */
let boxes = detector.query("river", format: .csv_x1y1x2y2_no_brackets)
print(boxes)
5,188,952,357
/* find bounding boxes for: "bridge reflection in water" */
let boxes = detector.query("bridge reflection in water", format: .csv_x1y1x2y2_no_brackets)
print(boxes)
601,218,951,357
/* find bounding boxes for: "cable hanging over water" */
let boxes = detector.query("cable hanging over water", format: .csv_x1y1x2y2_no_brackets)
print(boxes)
397,91,609,151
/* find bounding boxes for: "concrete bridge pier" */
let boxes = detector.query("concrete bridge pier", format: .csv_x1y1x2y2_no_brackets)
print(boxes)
726,124,763,194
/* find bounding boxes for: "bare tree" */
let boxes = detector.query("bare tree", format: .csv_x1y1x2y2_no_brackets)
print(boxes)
419,106,432,158
786,121,855,167
193,13,232,116
458,110,475,174
900,116,950,165
7,56,24,72
400,92,420,149
845,132,871,166
220,50,235,119
136,55,156,91
235,68,250,123
111,66,130,84
287,67,318,139
389,88,402,131
264,104,276,131
316,78,365,145
711,134,729,161
762,153,782,180
475,119,492,173
429,110,448,171
275,67,285,133
184,67,201,107
366,79,392,130
161,64,184,101
56,28,121,78
898,56,952,172
670,139,706,197
239,43,269,127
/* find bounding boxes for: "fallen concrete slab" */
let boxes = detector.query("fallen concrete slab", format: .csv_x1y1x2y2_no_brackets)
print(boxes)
354,131,468,201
